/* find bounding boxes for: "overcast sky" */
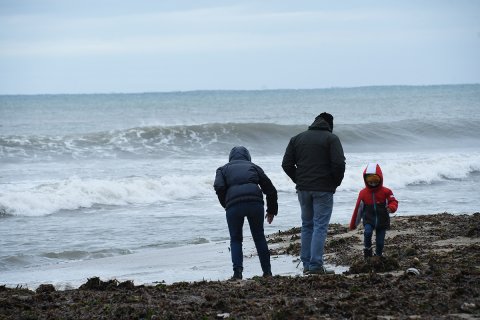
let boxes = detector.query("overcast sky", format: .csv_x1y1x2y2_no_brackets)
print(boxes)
1,0,479,94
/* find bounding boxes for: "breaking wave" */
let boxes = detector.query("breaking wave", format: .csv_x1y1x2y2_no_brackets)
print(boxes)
1,119,479,161
0,174,214,217
1,151,479,217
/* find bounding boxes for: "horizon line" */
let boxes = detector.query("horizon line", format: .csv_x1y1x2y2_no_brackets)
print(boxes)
1,83,479,97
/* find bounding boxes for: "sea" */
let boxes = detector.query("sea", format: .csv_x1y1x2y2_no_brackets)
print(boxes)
1,84,479,289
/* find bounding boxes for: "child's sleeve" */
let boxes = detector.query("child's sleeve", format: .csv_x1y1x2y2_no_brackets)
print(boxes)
385,188,398,213
349,191,364,230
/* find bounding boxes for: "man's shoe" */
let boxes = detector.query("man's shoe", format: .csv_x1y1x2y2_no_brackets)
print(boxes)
323,267,335,274
302,268,309,275
307,266,335,275
263,271,273,278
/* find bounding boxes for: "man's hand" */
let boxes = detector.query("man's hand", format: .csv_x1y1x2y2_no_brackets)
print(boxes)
265,213,274,224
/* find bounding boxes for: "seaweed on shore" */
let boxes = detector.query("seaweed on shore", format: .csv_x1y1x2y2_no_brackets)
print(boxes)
1,212,479,319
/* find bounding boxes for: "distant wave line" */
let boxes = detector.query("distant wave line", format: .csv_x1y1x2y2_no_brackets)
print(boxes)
1,120,479,160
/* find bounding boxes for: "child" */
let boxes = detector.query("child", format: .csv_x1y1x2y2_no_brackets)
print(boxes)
349,163,398,258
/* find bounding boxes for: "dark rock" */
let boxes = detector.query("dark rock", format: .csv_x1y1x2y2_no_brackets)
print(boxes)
36,284,56,293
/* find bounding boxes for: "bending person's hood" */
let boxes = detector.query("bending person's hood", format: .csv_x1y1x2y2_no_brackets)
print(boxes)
229,146,251,162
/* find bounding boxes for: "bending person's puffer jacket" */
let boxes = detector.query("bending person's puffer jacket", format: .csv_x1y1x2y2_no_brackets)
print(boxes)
214,146,278,216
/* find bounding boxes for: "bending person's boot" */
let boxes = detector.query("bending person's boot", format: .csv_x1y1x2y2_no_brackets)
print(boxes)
231,267,243,280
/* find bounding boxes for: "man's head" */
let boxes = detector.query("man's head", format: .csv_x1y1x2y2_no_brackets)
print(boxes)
315,112,334,131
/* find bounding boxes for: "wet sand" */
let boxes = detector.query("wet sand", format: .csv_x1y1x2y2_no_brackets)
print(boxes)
1,212,479,319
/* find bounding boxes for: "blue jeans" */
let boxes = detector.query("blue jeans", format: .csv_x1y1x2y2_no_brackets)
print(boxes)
364,224,386,256
298,191,333,271
226,201,271,273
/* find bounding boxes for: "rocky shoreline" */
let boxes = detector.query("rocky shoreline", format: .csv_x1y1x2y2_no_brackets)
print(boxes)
1,212,479,319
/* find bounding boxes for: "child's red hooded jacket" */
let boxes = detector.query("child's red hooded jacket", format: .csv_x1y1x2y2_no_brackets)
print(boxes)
349,163,398,230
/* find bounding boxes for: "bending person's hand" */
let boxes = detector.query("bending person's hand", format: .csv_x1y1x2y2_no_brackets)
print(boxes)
265,213,274,224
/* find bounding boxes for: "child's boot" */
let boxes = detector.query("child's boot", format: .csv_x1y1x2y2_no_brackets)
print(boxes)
375,245,384,257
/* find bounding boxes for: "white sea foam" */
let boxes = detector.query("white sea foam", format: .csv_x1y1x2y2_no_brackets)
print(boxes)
0,174,215,216
261,151,480,194
1,151,478,217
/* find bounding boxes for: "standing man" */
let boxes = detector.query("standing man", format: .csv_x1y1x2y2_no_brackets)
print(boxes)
282,112,345,274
